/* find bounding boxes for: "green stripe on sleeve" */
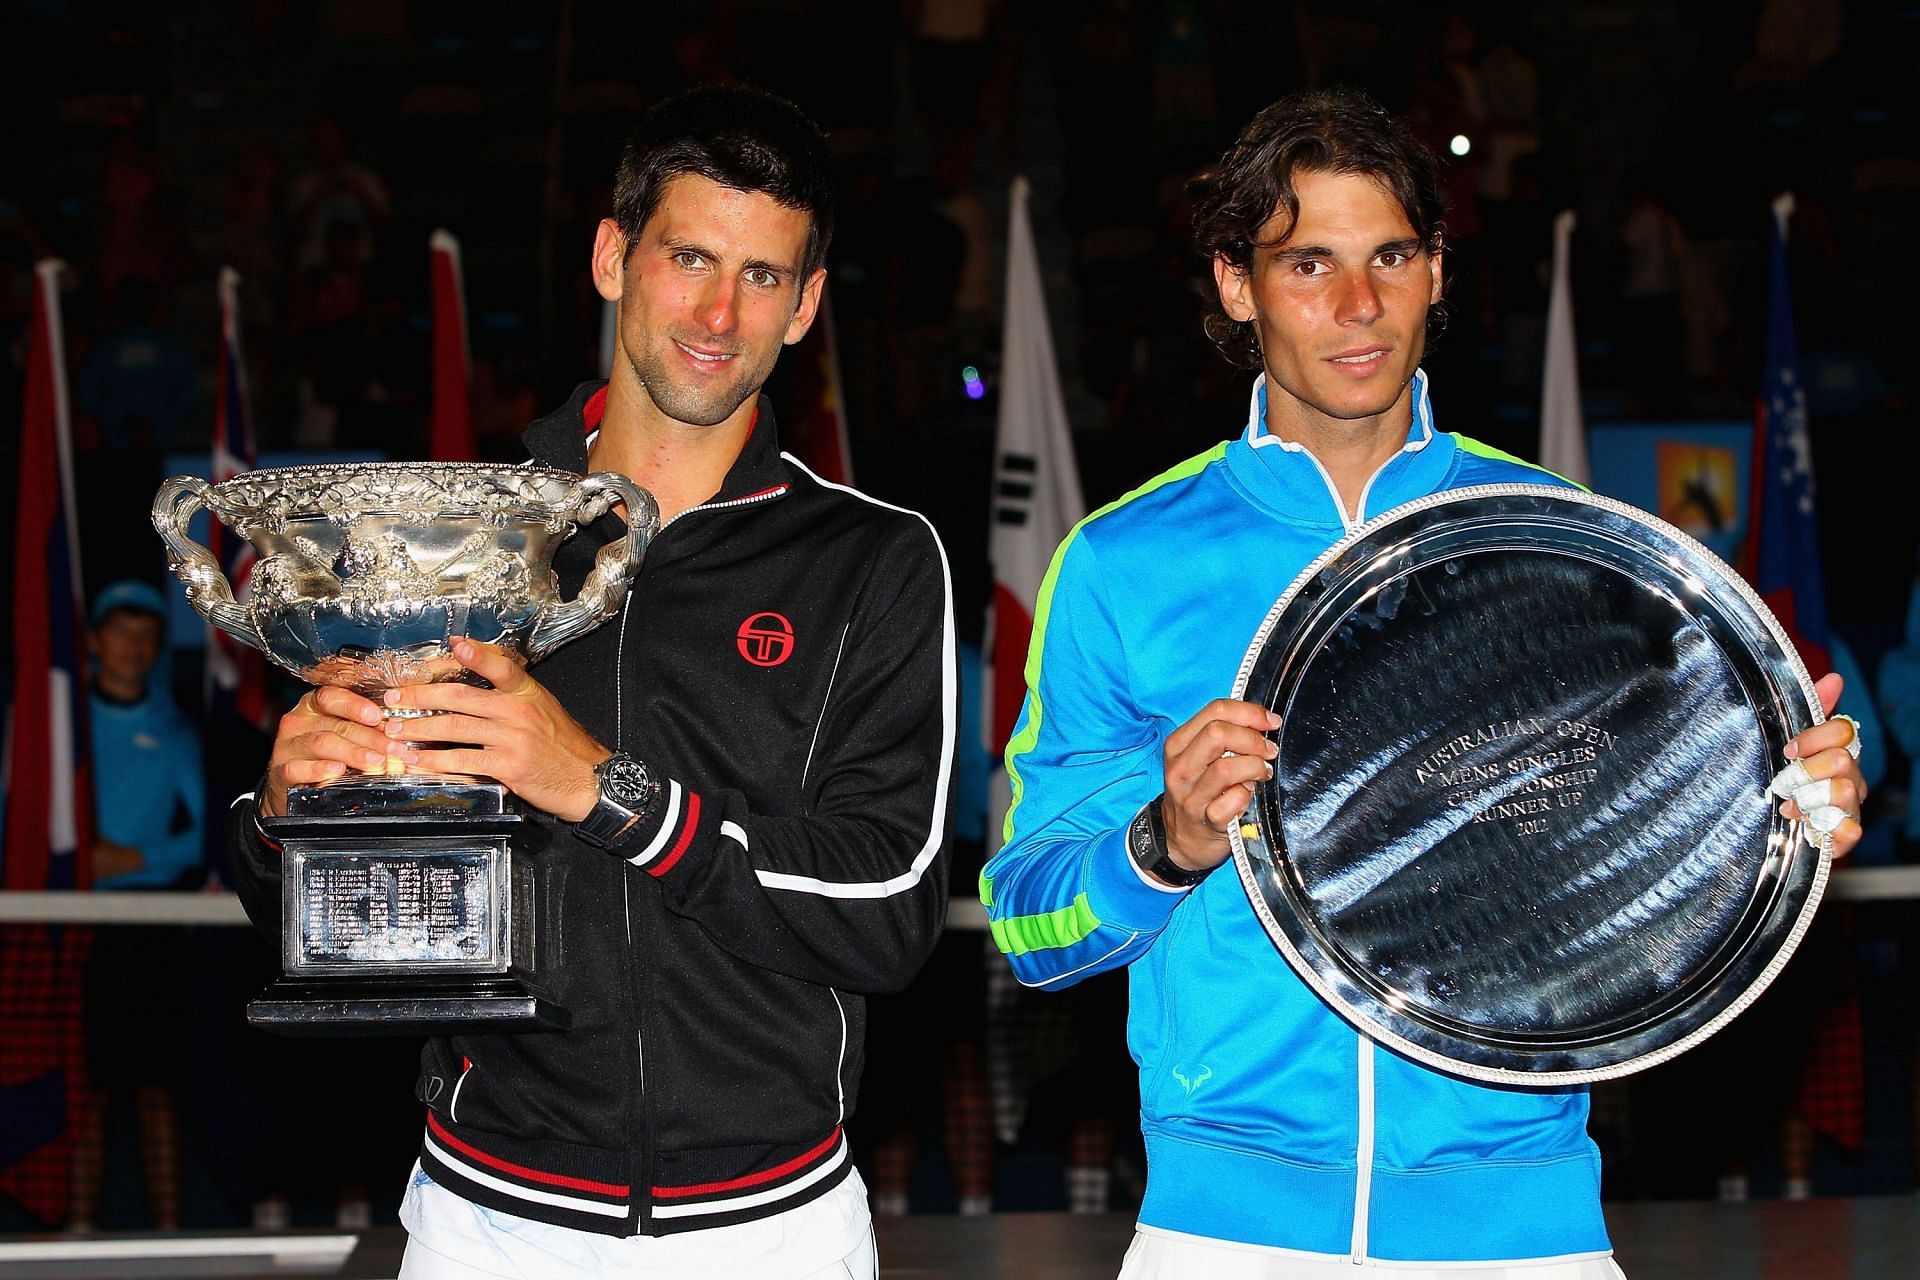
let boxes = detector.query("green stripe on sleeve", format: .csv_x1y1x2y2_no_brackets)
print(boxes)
988,892,1101,957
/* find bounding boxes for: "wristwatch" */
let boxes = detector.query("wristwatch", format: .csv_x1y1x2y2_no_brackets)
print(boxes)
1127,795,1213,888
574,753,663,848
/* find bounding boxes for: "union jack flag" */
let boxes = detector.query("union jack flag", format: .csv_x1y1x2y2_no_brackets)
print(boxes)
205,267,272,731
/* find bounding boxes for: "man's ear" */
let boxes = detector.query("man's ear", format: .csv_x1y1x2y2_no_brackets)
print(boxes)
1213,254,1255,323
591,219,627,304
783,268,827,346
1427,239,1445,306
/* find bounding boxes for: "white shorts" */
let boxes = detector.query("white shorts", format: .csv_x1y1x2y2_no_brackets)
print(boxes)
397,1160,876,1280
1119,1227,1627,1280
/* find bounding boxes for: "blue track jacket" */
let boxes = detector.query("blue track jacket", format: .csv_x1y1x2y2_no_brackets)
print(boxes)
982,372,1613,1265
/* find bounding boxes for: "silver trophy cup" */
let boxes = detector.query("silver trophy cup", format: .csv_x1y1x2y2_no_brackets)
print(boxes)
153,462,659,1034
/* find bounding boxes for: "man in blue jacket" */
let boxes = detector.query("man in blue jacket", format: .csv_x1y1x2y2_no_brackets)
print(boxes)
981,88,1867,1278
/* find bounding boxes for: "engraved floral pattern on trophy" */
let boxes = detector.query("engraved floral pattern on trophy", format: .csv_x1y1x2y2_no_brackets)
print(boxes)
214,464,593,535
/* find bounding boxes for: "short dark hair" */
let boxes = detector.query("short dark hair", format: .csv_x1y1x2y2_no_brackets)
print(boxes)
1188,87,1447,368
612,85,835,280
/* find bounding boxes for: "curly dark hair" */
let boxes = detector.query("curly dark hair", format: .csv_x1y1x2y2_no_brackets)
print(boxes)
612,84,835,280
1188,87,1447,368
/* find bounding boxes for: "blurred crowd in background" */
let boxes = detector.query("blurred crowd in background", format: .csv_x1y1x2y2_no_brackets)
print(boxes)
5,0,1920,1235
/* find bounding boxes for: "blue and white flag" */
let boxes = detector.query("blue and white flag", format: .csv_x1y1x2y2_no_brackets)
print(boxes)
1740,193,1830,675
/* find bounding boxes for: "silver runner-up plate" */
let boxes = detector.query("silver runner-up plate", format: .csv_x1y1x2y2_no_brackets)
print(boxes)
1227,484,1829,1085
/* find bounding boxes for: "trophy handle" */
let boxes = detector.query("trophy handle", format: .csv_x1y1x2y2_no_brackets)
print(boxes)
527,472,659,661
150,474,263,651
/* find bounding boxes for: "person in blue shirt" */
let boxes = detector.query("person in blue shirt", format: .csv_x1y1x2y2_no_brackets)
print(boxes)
982,87,1868,1278
69,579,204,1233
84,580,204,889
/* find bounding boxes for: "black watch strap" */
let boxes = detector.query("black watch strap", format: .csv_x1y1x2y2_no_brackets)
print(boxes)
1127,795,1213,889
575,753,663,849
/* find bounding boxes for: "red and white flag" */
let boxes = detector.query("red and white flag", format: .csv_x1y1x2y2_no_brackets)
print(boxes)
206,267,273,732
4,260,91,892
0,259,94,1226
984,177,1085,850
430,229,476,462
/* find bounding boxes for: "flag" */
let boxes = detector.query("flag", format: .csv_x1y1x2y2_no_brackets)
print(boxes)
1738,193,1830,676
430,229,476,462
782,284,854,485
0,259,93,1226
984,175,1086,843
205,267,272,733
1739,193,1854,1156
4,260,91,892
981,178,1086,1147
1539,209,1588,485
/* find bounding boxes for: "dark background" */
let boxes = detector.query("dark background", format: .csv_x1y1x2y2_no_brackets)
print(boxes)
4,0,1920,1231
5,0,1916,642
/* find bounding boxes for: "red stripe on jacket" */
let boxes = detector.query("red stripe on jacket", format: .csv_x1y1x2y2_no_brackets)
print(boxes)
646,792,701,877
427,1111,629,1198
652,1128,841,1199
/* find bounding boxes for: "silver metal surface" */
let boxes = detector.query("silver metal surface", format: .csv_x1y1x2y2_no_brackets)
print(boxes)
152,461,659,694
1228,483,1827,1084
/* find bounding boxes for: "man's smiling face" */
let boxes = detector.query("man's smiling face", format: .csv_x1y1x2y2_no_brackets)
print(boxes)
1215,168,1444,439
604,173,822,429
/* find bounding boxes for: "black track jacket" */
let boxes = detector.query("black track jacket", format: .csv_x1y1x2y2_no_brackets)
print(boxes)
229,383,957,1235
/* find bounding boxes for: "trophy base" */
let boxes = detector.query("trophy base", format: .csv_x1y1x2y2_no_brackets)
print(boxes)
248,976,569,1037
263,777,564,1037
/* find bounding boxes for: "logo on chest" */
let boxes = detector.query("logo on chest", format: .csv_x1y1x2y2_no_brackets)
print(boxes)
736,612,796,668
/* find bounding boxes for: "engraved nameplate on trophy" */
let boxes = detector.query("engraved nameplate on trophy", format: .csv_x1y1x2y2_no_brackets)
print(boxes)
294,850,496,971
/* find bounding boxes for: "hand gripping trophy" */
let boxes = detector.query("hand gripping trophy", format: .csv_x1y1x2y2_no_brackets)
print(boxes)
153,462,658,1034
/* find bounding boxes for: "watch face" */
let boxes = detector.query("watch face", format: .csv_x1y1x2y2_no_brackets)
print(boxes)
1128,810,1156,862
600,757,655,808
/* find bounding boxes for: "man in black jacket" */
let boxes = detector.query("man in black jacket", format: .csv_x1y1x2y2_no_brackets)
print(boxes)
231,86,956,1278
